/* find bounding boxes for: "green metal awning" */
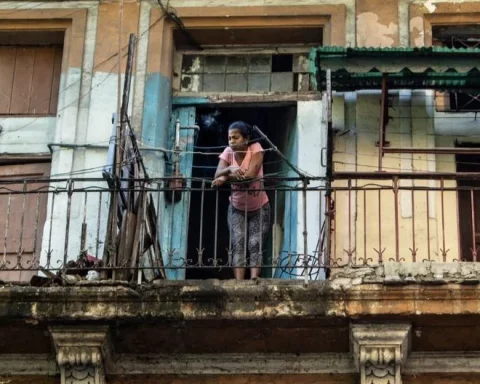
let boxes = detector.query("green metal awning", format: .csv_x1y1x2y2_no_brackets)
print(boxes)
309,46,480,92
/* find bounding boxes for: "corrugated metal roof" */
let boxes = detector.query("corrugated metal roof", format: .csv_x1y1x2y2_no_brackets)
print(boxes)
309,46,480,91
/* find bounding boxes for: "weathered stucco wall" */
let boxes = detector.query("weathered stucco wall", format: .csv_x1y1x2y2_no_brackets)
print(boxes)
332,90,462,265
357,0,399,47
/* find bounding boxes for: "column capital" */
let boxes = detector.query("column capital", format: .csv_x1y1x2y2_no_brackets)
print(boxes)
351,323,411,384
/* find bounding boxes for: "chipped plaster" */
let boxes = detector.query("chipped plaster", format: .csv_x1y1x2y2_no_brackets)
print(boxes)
357,12,398,47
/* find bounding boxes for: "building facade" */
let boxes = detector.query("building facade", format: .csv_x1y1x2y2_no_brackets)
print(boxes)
1,1,480,383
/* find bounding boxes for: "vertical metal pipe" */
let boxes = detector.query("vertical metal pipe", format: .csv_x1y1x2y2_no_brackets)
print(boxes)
17,182,27,264
471,189,477,262
260,194,264,271
318,189,323,269
440,178,447,262
32,192,41,262
302,181,308,283
64,180,74,269
175,120,181,151
214,187,219,266
3,194,11,263
288,190,293,269
348,179,352,264
81,191,88,255
411,189,416,262
244,191,248,272
47,192,55,268
363,190,367,264
426,190,431,261
96,191,103,258
198,179,205,267
333,189,337,264
325,192,332,268
378,189,383,263
326,69,333,179
272,190,278,277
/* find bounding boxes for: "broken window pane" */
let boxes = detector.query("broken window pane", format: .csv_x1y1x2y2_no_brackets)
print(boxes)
181,74,202,92
182,55,204,73
272,54,293,72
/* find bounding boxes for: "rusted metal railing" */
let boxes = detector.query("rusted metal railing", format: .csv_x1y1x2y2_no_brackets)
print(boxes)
0,175,479,284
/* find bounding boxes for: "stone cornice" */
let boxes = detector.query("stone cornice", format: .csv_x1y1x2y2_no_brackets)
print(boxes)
2,279,480,320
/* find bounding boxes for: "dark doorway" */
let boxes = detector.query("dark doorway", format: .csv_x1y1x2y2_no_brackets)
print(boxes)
456,143,480,261
186,105,296,279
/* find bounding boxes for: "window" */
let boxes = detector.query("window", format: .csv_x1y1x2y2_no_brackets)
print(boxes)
178,53,311,93
0,31,63,116
433,25,480,112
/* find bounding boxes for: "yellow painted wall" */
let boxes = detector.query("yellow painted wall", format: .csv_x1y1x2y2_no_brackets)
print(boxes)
332,91,463,266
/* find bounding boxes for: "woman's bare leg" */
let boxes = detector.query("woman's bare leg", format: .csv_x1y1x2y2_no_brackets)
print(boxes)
250,267,261,279
234,267,246,280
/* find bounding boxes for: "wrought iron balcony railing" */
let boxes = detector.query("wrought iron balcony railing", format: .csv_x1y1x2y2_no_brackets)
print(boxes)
0,174,478,284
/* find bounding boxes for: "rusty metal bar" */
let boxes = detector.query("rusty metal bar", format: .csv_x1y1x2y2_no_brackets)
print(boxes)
96,191,103,258
214,187,219,267
272,189,278,277
411,189,416,262
440,178,447,262
426,190,431,261
3,194,11,264
334,171,480,180
32,192,41,261
326,68,333,179
17,182,27,266
198,179,205,267
393,177,400,262
384,147,480,155
472,190,477,262
363,190,367,264
47,192,55,268
64,180,74,269
288,190,293,269
302,181,308,283
81,191,88,254
333,189,337,265
347,179,352,264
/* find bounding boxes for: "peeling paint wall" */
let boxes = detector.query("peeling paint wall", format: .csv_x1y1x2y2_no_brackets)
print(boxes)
356,0,399,47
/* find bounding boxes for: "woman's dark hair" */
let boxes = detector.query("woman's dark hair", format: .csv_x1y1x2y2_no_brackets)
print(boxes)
228,121,261,142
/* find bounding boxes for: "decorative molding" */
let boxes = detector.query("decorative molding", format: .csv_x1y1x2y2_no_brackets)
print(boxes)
5,351,480,376
50,326,112,384
351,324,411,384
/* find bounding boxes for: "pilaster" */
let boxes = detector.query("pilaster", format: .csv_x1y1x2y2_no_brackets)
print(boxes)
351,323,411,384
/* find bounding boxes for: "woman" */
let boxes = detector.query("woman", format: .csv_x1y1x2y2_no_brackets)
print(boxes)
212,121,270,280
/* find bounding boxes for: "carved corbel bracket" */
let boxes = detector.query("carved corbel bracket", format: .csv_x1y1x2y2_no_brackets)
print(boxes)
351,324,411,384
50,326,112,384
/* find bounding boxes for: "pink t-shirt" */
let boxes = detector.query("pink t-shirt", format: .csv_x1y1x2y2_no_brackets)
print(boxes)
219,142,269,212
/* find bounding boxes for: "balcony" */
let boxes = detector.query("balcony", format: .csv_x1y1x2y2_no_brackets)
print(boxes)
0,174,479,285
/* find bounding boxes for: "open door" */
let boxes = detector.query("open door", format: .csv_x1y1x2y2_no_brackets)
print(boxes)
161,107,197,280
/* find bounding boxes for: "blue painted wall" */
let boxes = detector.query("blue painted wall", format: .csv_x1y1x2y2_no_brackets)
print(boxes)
274,110,298,279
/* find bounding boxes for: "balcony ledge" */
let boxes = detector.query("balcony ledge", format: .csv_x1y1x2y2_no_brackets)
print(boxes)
1,262,480,321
